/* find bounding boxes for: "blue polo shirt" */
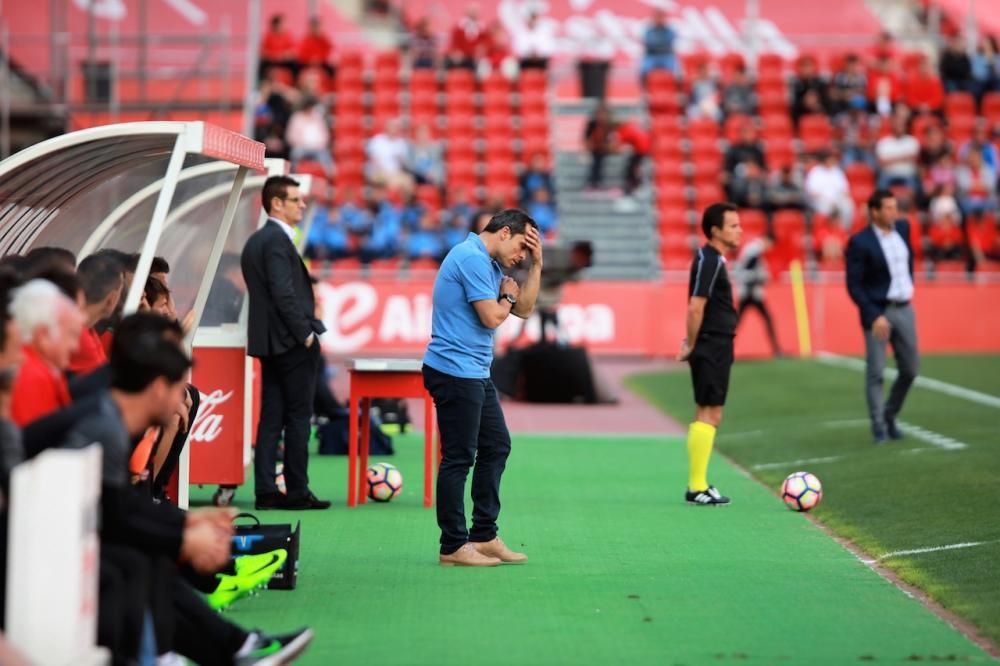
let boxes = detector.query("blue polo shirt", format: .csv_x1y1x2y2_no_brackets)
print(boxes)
424,233,504,378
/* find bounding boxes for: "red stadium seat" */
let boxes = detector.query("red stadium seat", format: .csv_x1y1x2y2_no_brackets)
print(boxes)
655,161,686,186
646,70,677,92
687,117,719,141
758,90,788,115
946,116,976,144
757,53,786,79
944,92,976,119
799,114,833,153
656,183,688,208
723,114,754,143
519,70,547,95
761,113,793,140
719,53,746,81
738,209,767,235
652,115,683,139
410,69,438,92
520,136,550,161
375,50,401,70
338,51,364,70
693,183,725,209
982,92,1000,125
763,139,796,168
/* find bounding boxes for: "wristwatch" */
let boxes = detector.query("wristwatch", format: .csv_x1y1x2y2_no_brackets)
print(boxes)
500,293,517,306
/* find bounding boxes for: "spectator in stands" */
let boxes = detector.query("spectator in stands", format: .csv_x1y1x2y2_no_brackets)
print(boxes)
923,152,958,201
641,9,678,82
830,54,868,116
407,17,439,70
286,98,334,178
361,187,403,260
259,14,298,79
868,56,902,117
584,102,614,191
483,21,518,79
904,59,945,114
721,65,758,117
767,164,808,212
406,211,445,261
445,207,472,249
805,150,855,228
614,119,650,200
367,118,415,192
869,31,899,63
447,3,487,70
305,205,350,261
687,62,722,121
971,35,1000,98
443,188,476,231
791,56,829,125
968,211,1000,267
401,192,429,232
9,279,84,427
940,34,974,94
297,16,333,77
875,114,921,192
339,186,374,236
814,213,849,265
958,120,999,171
956,149,998,220
254,67,300,145
730,160,769,210
519,153,556,207
837,98,879,168
919,123,952,169
926,194,966,262
723,124,766,199
408,124,444,187
527,187,559,237
69,254,123,377
514,12,555,71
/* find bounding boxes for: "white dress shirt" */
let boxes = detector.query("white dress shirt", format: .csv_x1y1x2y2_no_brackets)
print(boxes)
875,224,914,302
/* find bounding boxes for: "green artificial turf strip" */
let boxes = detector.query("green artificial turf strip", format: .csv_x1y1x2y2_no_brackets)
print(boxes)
627,354,1000,650
190,430,993,664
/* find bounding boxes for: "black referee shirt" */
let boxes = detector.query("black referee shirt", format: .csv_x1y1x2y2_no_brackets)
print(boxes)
688,244,737,337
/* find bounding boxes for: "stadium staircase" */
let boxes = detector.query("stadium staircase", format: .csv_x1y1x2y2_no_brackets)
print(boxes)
551,100,661,280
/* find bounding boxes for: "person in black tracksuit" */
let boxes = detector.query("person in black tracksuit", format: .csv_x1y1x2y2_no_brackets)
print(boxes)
733,235,782,357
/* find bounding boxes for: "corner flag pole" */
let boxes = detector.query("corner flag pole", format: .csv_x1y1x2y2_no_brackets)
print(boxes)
789,260,812,357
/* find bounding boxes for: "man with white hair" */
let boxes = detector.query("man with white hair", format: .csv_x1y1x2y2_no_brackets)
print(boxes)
9,279,85,426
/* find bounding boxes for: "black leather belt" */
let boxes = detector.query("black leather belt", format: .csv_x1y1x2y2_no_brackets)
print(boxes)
886,300,910,307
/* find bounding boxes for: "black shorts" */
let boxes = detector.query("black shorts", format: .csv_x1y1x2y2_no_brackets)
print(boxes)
688,334,734,407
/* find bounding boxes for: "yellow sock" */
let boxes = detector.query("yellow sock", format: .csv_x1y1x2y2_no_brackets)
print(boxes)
687,421,717,491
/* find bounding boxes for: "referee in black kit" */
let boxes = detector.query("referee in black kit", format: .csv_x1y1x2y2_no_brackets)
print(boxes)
676,203,743,506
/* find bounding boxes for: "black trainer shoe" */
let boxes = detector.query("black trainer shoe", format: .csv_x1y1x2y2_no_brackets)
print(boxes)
235,627,314,666
685,486,731,506
885,418,904,440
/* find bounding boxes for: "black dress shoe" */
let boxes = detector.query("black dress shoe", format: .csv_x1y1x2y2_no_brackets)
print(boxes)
254,492,288,510
284,492,332,510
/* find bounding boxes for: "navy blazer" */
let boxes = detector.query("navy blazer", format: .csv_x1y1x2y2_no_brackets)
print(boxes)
845,220,914,330
241,219,326,358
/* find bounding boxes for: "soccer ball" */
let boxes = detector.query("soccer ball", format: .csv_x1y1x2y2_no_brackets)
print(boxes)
366,462,403,502
781,471,823,512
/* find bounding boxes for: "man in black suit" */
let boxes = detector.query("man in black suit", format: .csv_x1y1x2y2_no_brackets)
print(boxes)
241,175,330,510
846,190,920,444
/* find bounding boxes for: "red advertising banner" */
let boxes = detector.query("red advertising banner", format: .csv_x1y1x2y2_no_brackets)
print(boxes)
190,346,248,485
316,278,1000,359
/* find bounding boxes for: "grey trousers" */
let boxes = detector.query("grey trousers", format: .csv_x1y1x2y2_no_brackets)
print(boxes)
864,303,920,433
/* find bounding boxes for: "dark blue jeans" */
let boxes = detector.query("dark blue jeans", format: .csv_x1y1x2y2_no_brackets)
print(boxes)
423,365,512,555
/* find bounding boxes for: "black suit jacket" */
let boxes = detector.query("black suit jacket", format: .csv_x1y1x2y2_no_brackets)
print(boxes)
845,220,914,330
241,219,326,358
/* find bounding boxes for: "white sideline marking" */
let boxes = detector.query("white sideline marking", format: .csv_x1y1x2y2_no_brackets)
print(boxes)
897,420,968,451
753,455,844,470
858,540,999,564
817,352,1000,409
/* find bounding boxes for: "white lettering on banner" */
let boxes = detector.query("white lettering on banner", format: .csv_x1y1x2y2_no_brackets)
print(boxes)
319,282,620,352
318,282,378,351
498,0,796,60
191,390,234,443
379,293,433,343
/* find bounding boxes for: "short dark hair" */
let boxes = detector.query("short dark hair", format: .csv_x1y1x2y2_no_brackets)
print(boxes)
150,256,170,275
26,264,80,301
126,253,142,273
483,208,539,236
93,248,130,273
701,202,738,239
0,254,29,277
24,246,76,273
262,175,300,214
868,189,895,212
110,313,190,393
144,276,170,307
77,254,124,306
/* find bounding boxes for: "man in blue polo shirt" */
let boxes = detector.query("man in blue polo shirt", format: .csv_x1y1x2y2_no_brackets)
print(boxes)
423,209,543,566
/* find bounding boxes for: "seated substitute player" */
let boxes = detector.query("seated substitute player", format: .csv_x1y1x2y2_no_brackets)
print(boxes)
676,203,743,506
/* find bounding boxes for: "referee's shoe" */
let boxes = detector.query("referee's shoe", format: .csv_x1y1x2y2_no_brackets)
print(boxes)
685,486,731,506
